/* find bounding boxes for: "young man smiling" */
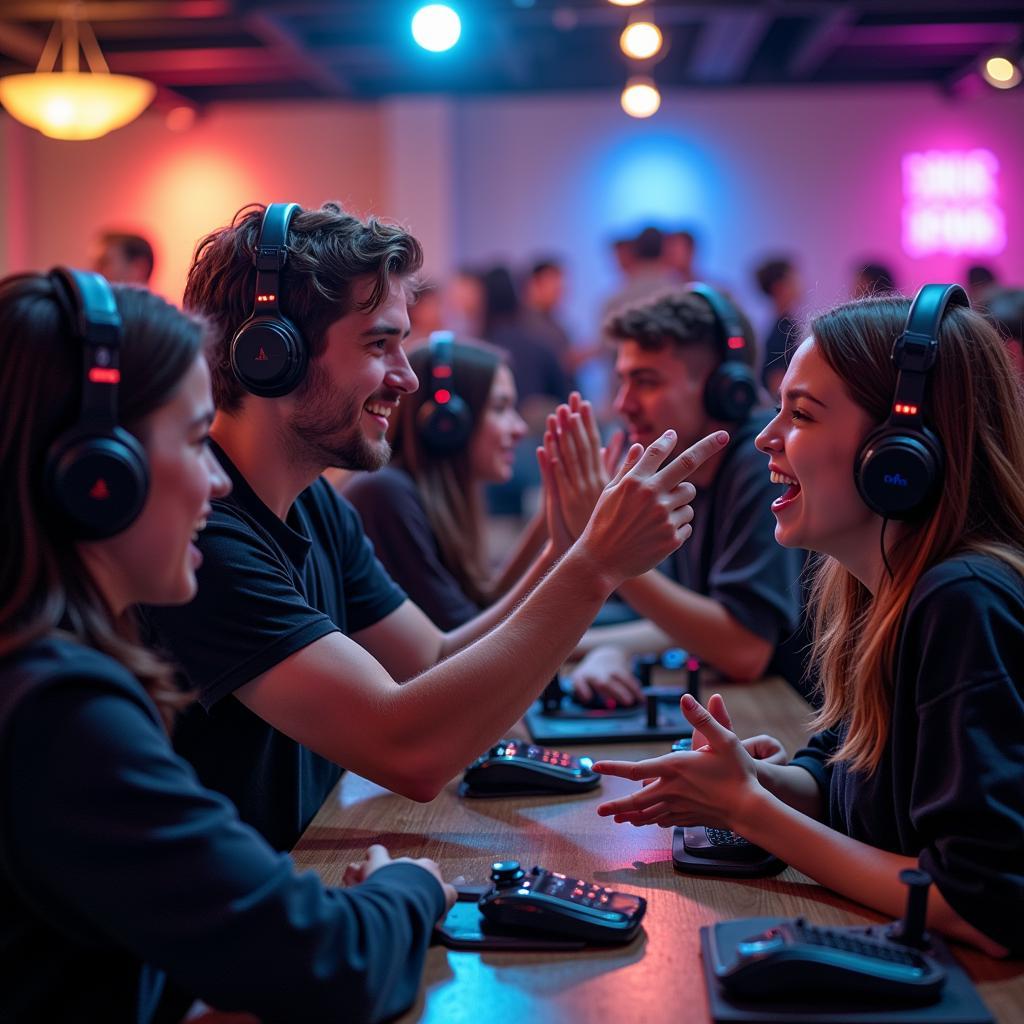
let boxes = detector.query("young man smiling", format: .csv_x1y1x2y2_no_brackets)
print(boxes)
144,202,725,852
565,288,806,704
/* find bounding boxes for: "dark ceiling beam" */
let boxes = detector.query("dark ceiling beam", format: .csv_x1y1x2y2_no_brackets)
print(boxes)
844,24,1022,48
0,20,45,64
243,10,349,97
787,6,855,78
104,47,285,75
87,18,242,40
688,9,772,82
0,1,229,20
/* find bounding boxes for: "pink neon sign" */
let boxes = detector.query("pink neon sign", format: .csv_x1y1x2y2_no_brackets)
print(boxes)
901,149,1005,257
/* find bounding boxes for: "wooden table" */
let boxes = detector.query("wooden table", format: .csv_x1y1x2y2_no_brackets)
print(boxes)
291,677,1024,1023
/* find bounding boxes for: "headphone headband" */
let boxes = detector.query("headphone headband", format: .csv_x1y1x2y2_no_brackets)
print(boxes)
888,283,969,430
50,268,124,425
685,282,749,362
685,283,758,422
251,202,299,318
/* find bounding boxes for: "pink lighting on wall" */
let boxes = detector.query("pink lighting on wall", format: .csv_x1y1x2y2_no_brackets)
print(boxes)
902,149,1005,258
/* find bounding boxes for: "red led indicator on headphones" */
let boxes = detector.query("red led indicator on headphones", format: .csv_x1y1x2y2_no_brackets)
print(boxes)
89,478,110,501
435,388,451,405
894,403,919,415
434,365,453,378
727,336,745,350
88,367,120,384
256,293,277,303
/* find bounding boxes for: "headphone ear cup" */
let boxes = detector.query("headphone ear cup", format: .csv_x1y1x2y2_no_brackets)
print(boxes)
417,393,473,454
855,425,943,520
230,315,308,398
704,363,758,422
46,425,150,540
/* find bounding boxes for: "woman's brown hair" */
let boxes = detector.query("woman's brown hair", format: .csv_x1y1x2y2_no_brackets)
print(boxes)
807,295,1024,773
0,273,208,729
389,338,507,605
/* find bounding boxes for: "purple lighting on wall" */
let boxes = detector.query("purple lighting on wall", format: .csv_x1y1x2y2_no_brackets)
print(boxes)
902,149,1005,258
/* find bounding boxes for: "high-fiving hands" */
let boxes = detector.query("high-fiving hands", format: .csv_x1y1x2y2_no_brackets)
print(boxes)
569,427,726,591
542,393,626,540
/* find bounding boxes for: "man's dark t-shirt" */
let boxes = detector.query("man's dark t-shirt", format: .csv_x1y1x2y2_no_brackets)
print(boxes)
144,442,407,852
790,554,1024,954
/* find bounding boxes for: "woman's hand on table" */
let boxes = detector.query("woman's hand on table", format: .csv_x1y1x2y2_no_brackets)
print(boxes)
593,693,769,831
691,692,788,765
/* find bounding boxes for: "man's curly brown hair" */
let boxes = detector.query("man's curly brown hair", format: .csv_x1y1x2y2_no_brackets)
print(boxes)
184,201,423,412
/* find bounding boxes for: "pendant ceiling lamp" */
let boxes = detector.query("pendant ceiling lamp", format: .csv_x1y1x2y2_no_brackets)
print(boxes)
0,13,155,140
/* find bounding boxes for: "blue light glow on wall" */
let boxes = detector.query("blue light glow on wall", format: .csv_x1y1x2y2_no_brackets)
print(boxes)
591,133,721,236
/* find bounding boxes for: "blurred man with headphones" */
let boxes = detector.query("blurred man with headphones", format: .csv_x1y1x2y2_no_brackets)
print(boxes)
142,201,727,853
568,285,807,703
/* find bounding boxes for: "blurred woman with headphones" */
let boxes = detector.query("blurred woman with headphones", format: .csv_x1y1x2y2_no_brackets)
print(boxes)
0,270,454,1023
594,288,1024,955
345,332,535,629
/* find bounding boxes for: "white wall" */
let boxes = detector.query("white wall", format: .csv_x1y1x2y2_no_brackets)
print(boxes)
2,83,1022,340
451,85,1024,343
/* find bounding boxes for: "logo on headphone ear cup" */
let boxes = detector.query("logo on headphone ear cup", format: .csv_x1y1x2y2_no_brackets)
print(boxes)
230,315,308,398
47,425,150,540
855,424,944,520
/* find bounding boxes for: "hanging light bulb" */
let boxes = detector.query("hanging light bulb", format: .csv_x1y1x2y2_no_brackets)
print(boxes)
0,16,155,140
620,21,663,60
981,55,1022,90
609,0,646,7
621,76,661,118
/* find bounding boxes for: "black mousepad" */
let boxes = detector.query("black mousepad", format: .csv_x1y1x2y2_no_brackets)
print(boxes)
673,827,786,878
434,889,586,951
700,918,994,1023
457,778,600,799
525,699,694,745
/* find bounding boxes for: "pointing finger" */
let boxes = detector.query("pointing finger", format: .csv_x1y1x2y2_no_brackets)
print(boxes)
654,430,729,488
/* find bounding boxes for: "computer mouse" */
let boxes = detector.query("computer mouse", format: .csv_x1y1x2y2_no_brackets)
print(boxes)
460,740,600,797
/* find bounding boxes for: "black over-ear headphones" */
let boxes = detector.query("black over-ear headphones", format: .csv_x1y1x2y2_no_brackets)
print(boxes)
854,282,969,520
230,202,308,397
416,330,473,454
45,268,150,540
687,283,759,422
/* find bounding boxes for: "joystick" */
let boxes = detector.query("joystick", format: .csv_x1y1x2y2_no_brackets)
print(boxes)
490,860,527,887
888,868,933,949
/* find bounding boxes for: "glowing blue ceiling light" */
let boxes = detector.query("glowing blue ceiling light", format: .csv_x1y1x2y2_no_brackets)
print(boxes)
412,5,462,52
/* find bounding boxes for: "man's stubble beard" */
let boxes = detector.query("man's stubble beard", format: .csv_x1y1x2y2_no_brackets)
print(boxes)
284,359,392,473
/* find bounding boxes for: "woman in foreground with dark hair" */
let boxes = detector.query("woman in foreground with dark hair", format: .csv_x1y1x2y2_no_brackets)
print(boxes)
0,270,454,1023
595,290,1024,956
